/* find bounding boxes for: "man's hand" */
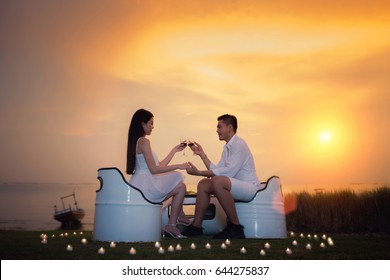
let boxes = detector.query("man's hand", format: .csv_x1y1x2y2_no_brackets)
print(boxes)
189,142,205,157
186,162,200,176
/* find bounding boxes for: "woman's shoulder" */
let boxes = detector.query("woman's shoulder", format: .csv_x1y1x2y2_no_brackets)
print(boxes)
137,137,151,150
138,136,149,144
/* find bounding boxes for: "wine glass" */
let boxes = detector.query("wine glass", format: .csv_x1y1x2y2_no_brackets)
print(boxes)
187,137,195,155
180,137,188,156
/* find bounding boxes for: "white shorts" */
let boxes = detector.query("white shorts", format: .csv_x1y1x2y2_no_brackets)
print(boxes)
228,177,260,202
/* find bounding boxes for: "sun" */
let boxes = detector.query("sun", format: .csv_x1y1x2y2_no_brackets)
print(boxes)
319,130,333,144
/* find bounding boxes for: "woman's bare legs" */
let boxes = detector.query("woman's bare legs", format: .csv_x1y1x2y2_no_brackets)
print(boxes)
164,182,186,236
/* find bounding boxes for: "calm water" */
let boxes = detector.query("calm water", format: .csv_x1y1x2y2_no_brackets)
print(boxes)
0,182,98,231
0,182,384,231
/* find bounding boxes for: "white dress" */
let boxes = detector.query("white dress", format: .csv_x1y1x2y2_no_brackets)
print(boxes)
129,150,185,203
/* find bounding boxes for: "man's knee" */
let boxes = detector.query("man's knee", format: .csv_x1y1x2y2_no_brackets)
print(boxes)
197,178,212,193
211,176,231,192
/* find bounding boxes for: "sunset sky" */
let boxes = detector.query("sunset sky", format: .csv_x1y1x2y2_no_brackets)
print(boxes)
1,0,389,190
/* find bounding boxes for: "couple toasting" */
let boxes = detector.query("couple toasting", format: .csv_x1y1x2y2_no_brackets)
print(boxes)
127,109,260,239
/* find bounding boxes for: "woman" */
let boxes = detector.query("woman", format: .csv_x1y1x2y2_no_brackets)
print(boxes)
126,109,191,238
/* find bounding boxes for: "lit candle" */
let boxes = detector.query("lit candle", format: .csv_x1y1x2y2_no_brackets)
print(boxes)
110,241,116,248
307,234,312,239
51,234,55,238
79,232,83,235
220,243,227,249
264,242,271,249
225,239,231,245
190,243,196,249
154,241,161,248
158,247,165,254
168,245,174,252
98,247,105,254
66,244,73,252
129,247,136,255
81,238,87,245
314,234,318,240
290,231,295,237
60,233,64,237
240,247,247,254
205,243,211,249
320,242,326,248
292,240,298,246
300,233,305,238
306,243,312,250
73,232,77,235
175,244,182,251
285,248,292,255
322,234,327,240
327,237,334,246
41,238,47,244
259,249,266,256
64,232,68,236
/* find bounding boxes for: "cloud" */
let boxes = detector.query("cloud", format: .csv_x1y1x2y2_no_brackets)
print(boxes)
0,0,389,184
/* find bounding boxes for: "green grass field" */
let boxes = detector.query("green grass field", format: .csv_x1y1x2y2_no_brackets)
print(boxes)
1,230,389,260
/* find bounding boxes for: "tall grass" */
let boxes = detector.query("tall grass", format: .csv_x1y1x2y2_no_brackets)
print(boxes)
286,186,390,234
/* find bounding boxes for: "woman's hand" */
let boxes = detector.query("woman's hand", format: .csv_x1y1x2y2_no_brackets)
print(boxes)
177,162,190,170
173,143,186,153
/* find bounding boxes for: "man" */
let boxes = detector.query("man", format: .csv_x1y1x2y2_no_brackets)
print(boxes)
184,114,260,239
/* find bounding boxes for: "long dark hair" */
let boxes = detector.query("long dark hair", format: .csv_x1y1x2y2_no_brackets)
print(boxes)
126,109,154,174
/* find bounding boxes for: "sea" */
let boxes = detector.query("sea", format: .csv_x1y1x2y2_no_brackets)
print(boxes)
0,181,385,231
0,182,98,231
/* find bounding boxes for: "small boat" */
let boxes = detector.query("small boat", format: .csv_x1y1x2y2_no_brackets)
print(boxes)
54,192,85,228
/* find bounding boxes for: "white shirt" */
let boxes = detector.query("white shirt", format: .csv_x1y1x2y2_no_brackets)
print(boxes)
210,134,260,185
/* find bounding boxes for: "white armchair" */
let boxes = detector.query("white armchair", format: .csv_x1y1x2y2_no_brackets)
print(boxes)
93,167,162,242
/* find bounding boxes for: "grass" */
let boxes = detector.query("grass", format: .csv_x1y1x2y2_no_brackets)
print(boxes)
1,230,389,260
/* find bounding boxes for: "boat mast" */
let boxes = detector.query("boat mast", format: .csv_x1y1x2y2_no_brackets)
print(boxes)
60,192,78,210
